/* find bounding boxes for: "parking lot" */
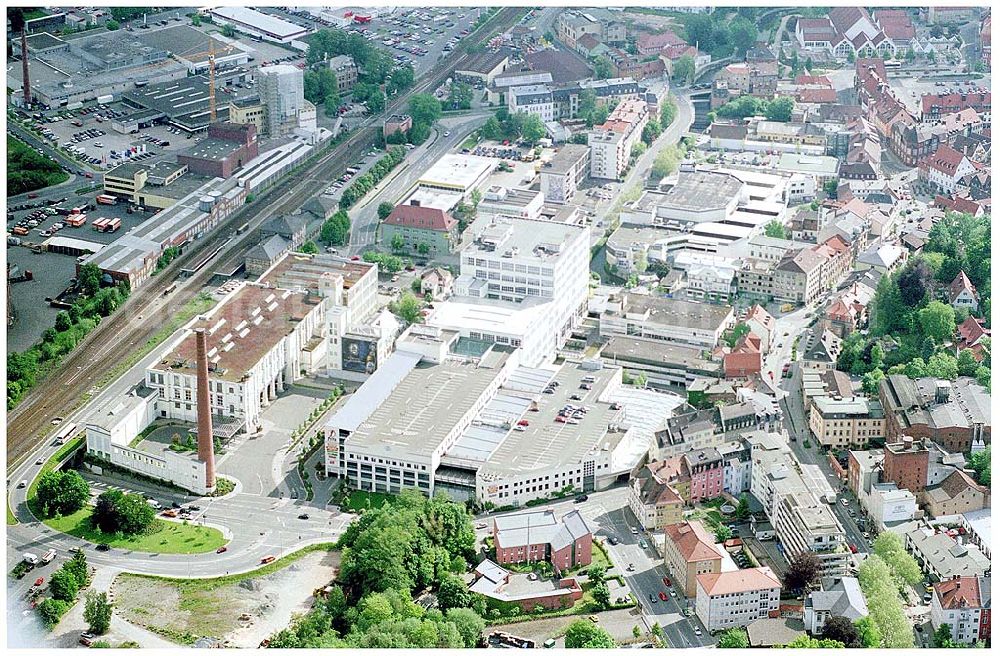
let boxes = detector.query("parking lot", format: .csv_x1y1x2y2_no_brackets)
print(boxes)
216,387,330,498
6,246,79,352
274,7,480,77
888,73,991,116
21,104,190,176
6,193,163,351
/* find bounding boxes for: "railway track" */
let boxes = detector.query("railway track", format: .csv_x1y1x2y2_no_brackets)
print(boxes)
6,7,523,471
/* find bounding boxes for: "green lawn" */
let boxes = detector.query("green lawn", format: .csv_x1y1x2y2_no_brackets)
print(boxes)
42,506,226,554
344,490,399,512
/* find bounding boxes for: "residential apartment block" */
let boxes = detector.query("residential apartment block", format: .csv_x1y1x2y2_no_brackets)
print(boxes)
931,576,991,646
663,521,723,598
695,567,782,632
588,97,648,180
808,396,886,448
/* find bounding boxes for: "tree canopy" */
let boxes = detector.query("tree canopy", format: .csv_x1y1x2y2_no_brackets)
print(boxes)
337,491,475,597
35,470,90,518
783,551,821,591
718,628,749,648
92,489,156,536
565,619,616,648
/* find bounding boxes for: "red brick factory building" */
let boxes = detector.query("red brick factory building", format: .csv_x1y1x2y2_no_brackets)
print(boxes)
176,122,259,178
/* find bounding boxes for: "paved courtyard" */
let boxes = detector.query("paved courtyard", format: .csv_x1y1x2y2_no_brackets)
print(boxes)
217,386,328,497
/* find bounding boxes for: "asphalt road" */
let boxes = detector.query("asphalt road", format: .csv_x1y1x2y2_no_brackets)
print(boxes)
347,110,492,254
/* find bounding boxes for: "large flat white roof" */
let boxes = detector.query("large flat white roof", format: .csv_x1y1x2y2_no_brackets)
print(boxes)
427,297,548,337
324,350,422,432
418,153,494,191
209,7,311,39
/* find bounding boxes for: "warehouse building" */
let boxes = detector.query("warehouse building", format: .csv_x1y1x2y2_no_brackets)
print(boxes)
208,7,312,43
176,122,259,178
122,75,238,133
79,175,246,287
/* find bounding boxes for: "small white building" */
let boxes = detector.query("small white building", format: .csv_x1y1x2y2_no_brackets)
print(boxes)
507,84,555,123
803,577,869,635
695,567,781,631
477,186,545,222
865,482,918,531
85,387,212,495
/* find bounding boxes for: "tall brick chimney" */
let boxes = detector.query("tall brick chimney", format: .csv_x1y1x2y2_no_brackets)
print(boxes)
195,329,216,489
21,30,31,107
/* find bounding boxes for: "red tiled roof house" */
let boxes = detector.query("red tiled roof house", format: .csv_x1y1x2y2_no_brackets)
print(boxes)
380,201,459,255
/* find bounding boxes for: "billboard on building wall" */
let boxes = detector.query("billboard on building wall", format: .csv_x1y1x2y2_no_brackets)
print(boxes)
342,337,377,374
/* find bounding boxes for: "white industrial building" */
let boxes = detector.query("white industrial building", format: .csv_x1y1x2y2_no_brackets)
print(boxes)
415,153,494,197
256,252,397,381
146,282,326,434
477,186,545,222
540,144,590,205
84,386,213,495
452,217,591,366
208,7,312,43
599,293,735,350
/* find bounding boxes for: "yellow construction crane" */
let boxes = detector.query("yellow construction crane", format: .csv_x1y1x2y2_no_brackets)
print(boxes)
180,38,223,124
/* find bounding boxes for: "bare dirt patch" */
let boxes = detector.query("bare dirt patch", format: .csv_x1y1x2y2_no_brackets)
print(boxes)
112,550,340,647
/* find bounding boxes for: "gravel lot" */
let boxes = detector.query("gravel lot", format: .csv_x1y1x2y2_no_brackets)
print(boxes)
488,607,645,647
112,550,340,647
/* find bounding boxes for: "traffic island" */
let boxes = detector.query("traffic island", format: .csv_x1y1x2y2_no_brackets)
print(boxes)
38,505,227,555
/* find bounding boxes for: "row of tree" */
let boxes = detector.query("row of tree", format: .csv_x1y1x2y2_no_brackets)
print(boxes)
37,550,92,628
338,146,406,210
8,265,131,409
362,251,404,275
857,553,916,647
